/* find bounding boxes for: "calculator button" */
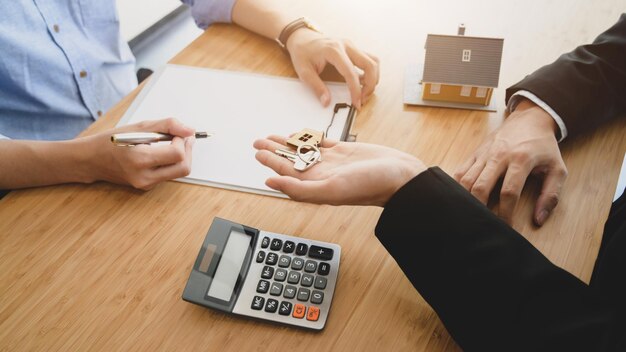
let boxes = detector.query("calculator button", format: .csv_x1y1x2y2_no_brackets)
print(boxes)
270,239,283,251
279,301,293,316
301,274,314,287
295,243,308,255
256,251,266,263
261,266,274,279
291,258,304,270
293,304,306,319
265,252,278,265
297,288,310,302
306,306,320,321
284,285,297,299
311,291,324,304
278,255,291,268
317,262,330,276
308,245,334,261
261,237,270,248
283,241,295,253
251,296,264,310
270,282,283,296
287,271,301,284
304,260,317,273
265,299,278,313
257,280,269,293
314,276,327,289
274,269,287,282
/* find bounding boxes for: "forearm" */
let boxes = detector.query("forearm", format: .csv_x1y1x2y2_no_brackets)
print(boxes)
506,14,626,137
0,139,92,189
231,0,295,40
376,167,614,350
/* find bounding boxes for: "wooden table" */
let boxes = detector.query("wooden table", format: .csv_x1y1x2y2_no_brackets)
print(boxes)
1,1,624,351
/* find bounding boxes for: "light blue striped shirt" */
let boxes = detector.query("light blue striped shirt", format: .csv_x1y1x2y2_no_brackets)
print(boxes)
0,0,235,141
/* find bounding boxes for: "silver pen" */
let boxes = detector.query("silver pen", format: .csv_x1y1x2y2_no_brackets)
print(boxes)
110,131,211,146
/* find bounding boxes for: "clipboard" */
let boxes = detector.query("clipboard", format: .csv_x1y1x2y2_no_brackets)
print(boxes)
117,64,357,198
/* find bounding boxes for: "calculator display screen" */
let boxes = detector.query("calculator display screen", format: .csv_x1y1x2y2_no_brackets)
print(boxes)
207,229,251,302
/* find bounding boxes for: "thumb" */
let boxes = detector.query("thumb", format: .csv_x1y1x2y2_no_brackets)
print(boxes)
534,165,567,226
297,67,331,106
266,176,329,204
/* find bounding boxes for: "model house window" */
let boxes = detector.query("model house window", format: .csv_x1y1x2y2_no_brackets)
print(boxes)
460,85,472,97
430,83,441,94
462,49,471,62
476,87,487,98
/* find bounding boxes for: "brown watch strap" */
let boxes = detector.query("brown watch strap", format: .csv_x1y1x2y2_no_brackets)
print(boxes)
275,17,319,51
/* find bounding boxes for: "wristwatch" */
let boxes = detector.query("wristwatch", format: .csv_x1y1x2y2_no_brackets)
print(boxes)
275,17,321,51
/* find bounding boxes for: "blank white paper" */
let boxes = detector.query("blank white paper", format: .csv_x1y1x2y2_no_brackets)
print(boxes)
118,65,353,197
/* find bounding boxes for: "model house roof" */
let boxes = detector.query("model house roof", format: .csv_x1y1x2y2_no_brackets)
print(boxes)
423,34,504,88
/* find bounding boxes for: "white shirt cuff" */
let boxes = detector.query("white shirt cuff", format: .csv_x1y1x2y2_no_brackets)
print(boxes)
507,91,568,142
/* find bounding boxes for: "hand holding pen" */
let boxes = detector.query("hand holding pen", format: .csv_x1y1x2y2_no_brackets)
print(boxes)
81,118,200,190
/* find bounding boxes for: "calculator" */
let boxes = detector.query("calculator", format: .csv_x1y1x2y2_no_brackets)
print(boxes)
182,217,341,330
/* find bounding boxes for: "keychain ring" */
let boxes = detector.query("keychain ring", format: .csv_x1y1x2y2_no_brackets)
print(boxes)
296,144,322,164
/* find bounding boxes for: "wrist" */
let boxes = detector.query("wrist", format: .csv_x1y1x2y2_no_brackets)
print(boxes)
277,17,321,53
285,27,321,53
379,157,427,207
69,136,100,184
511,98,559,137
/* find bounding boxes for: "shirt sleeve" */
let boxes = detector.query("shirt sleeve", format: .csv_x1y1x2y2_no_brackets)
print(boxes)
507,90,569,142
181,0,237,29
375,167,617,351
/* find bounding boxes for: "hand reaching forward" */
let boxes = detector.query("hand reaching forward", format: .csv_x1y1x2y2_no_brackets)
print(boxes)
454,99,568,226
0,118,195,190
286,29,380,109
254,136,426,206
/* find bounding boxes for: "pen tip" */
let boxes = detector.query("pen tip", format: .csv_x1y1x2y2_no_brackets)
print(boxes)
195,132,211,138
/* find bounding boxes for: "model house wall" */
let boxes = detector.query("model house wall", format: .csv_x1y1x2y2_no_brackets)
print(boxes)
422,32,503,106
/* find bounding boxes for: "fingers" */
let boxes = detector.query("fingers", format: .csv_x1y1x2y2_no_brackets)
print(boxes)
265,135,288,146
123,137,195,190
454,155,477,182
344,43,379,102
458,158,487,193
150,137,195,182
255,150,301,179
139,136,188,168
534,165,568,226
254,135,339,150
297,65,331,106
324,46,362,109
470,157,508,204
320,138,339,148
266,176,330,204
131,118,195,137
498,161,533,223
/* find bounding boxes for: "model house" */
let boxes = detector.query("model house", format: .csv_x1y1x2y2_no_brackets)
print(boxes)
421,25,504,106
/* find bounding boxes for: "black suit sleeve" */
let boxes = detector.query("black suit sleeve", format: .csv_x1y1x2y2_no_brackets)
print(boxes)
375,167,617,351
506,14,626,138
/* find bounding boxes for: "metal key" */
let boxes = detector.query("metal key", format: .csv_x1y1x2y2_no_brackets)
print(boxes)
275,148,318,171
297,148,321,171
275,149,309,171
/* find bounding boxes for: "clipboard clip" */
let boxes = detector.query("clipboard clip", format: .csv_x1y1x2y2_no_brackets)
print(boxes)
325,103,358,142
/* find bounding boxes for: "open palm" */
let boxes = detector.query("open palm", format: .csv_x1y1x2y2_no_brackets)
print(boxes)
254,135,426,206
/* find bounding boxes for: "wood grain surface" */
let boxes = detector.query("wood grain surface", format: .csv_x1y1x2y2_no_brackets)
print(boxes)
1,1,625,351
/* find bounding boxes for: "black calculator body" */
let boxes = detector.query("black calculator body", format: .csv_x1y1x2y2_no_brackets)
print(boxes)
182,217,341,330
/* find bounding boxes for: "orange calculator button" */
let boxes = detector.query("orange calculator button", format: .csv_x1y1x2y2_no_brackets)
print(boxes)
306,306,320,321
293,304,306,319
